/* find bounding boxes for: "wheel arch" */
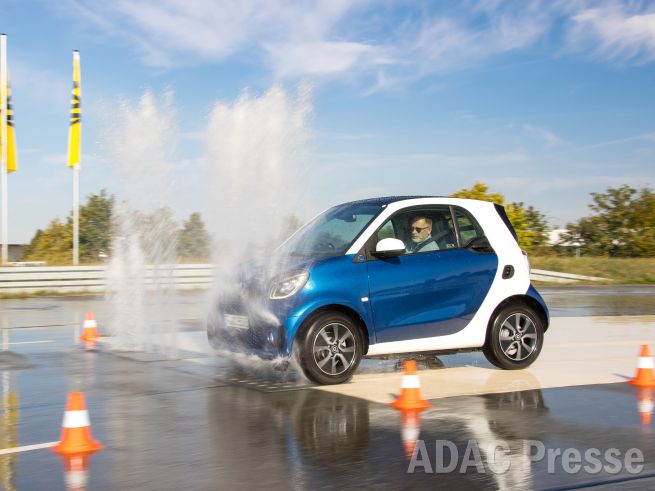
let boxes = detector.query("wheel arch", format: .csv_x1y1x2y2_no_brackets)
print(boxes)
486,294,550,342
296,304,371,355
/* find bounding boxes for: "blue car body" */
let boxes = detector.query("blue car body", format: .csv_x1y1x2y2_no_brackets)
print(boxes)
208,196,549,379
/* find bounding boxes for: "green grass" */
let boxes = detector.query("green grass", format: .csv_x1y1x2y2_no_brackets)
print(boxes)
0,289,103,299
530,256,655,284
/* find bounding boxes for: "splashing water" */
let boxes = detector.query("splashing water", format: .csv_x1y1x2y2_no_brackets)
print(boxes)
202,84,314,376
104,84,314,367
105,91,179,354
203,83,313,272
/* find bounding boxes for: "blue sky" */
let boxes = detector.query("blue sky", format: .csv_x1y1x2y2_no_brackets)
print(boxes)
2,0,655,243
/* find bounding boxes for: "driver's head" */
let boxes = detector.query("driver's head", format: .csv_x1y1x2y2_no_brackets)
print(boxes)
409,216,432,243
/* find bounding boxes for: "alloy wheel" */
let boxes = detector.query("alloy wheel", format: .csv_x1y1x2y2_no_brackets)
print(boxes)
498,313,538,361
312,322,357,376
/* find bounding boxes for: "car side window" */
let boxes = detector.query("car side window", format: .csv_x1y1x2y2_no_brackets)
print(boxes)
377,220,396,241
383,207,458,255
454,207,484,245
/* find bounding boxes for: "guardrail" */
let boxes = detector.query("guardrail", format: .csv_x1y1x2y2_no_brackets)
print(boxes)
0,265,607,294
0,264,213,294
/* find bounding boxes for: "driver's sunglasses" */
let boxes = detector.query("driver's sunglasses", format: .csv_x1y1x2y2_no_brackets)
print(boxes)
410,226,429,232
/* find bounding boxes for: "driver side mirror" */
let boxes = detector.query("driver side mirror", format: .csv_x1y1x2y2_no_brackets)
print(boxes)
372,238,406,258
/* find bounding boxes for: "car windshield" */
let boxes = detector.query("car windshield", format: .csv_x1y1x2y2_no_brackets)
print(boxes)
279,202,384,256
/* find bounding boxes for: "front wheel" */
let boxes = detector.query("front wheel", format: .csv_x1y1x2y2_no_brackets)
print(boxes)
299,312,363,385
483,304,544,370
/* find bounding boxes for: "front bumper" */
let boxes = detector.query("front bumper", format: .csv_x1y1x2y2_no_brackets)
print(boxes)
207,306,285,360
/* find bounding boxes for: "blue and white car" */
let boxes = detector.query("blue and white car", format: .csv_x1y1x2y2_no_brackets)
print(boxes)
207,196,549,385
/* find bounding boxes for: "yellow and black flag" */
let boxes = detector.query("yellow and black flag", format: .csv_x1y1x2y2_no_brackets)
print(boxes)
67,50,81,168
0,75,17,173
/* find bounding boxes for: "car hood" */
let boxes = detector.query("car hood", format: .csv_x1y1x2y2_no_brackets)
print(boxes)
233,254,335,292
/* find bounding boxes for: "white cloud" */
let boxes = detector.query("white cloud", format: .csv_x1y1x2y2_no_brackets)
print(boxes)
113,0,257,61
55,1,655,87
265,41,373,77
568,3,655,64
58,0,553,80
584,131,655,149
363,0,555,89
409,5,547,68
316,149,530,169
522,124,563,146
63,0,363,69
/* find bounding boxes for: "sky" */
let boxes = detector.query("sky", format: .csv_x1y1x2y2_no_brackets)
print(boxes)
1,0,654,243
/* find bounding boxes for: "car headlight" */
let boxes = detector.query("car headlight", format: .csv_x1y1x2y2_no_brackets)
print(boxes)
269,271,309,300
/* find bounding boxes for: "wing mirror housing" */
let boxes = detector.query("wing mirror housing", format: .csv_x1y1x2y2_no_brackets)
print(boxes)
372,238,406,258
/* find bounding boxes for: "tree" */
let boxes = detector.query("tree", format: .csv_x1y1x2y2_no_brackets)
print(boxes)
631,187,655,256
23,190,114,264
178,212,211,261
450,182,549,252
22,228,43,258
451,182,504,204
509,202,550,253
22,219,72,264
562,185,655,257
523,205,549,248
79,189,114,261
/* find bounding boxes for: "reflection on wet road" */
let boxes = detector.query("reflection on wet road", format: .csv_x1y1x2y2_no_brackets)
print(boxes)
2,347,654,490
1,287,654,489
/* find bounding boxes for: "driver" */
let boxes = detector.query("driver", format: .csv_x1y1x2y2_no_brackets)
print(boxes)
405,215,438,253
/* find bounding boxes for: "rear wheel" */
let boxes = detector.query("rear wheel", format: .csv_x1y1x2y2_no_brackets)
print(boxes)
483,304,544,370
299,312,363,385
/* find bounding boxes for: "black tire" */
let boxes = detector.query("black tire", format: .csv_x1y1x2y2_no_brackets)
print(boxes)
483,304,544,370
299,312,363,385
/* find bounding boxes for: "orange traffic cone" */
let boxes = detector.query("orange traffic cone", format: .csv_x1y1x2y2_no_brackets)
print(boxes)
51,392,104,455
399,409,422,459
637,388,654,425
389,360,431,410
60,453,90,491
627,345,655,388
79,312,100,344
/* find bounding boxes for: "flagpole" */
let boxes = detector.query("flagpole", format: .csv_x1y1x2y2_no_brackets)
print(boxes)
73,163,79,265
1,34,8,265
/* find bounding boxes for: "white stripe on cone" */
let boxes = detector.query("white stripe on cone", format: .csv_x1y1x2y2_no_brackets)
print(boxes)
62,410,90,428
638,399,654,413
638,357,654,369
65,469,88,489
400,375,421,389
83,319,97,328
403,426,420,441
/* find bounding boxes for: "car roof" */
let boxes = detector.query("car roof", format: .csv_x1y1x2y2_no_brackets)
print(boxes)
340,196,446,207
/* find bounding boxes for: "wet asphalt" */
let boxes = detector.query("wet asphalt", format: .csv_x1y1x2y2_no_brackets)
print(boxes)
540,285,655,317
1,286,655,490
